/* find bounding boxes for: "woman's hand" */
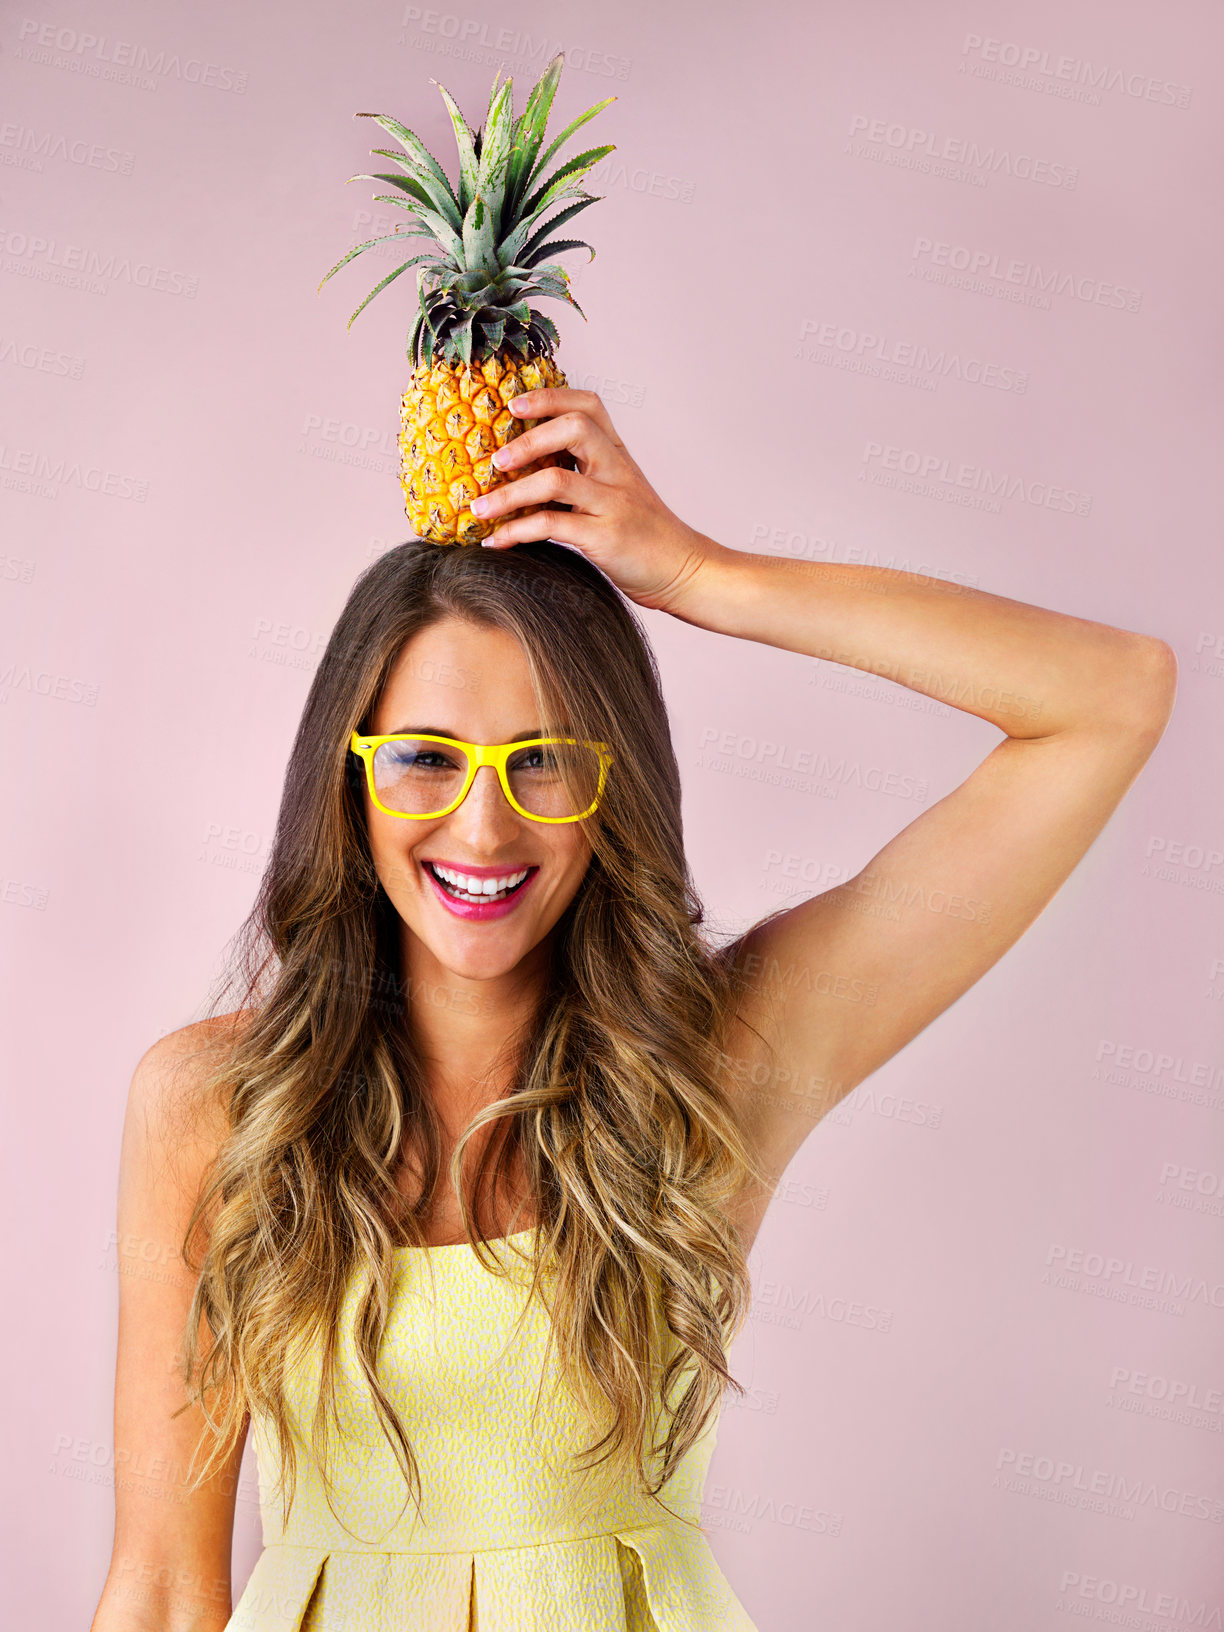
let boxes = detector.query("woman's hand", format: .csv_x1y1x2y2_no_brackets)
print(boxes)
470,386,725,616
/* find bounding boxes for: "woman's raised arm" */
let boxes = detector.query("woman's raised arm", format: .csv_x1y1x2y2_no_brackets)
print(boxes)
660,548,1176,1186
466,386,1178,1191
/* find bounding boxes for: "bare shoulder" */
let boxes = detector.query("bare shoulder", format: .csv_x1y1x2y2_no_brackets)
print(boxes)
122,1010,254,1236
129,1010,251,1124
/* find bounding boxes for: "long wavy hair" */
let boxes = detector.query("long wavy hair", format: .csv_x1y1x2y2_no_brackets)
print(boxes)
176,538,771,1536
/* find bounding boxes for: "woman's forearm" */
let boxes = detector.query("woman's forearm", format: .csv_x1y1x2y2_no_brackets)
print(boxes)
472,393,1175,740
665,538,1175,740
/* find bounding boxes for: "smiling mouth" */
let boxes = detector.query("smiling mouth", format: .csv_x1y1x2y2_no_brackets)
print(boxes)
423,860,537,904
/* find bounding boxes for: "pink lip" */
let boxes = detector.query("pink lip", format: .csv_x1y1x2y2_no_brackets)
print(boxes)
422,858,533,877
421,860,539,921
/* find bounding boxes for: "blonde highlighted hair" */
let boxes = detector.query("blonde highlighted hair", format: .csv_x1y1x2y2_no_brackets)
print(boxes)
176,539,769,1536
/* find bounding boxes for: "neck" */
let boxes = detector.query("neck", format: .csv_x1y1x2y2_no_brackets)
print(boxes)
400,927,550,1120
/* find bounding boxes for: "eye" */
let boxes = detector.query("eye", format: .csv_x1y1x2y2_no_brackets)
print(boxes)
510,745,557,774
382,742,463,771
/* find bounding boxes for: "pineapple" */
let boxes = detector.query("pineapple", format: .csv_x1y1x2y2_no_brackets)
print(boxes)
320,54,615,544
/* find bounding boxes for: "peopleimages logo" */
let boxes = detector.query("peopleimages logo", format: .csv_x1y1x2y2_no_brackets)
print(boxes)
0,226,199,298
396,9,630,80
847,114,1078,189
797,317,1029,395
1058,1569,1223,1624
14,19,248,93
0,663,99,706
959,34,1191,110
860,441,1092,517
1045,1242,1224,1314
696,726,930,804
0,336,85,378
1108,1365,1224,1418
0,122,135,176
297,412,397,475
994,1447,1223,1524
909,236,1141,313
587,155,695,204
0,442,149,502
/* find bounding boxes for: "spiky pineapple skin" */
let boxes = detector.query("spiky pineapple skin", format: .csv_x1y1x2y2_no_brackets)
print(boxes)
400,351,567,545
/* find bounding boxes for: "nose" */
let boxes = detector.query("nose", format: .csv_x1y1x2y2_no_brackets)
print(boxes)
446,763,521,836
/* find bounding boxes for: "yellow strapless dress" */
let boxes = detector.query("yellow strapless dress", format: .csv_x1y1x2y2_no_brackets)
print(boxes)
225,1226,760,1631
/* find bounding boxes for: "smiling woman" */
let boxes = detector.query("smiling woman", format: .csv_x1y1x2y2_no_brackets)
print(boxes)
93,372,1177,1630
96,536,770,1632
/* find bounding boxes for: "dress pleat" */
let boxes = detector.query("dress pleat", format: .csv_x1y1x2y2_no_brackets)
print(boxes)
224,1231,758,1631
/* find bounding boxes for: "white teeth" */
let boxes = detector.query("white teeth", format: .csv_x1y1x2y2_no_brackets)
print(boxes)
429,863,529,898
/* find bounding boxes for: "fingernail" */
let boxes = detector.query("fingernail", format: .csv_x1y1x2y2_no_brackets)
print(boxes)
491,447,509,468
471,495,488,515
508,396,527,411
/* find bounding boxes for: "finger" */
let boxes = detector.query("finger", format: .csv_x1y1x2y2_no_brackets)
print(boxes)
483,508,599,551
498,408,622,482
509,386,618,440
473,463,603,525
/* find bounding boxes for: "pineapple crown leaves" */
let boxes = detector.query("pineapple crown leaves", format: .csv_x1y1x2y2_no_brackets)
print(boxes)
318,52,615,367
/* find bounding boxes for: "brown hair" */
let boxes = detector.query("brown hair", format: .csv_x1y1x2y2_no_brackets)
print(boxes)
177,539,768,1535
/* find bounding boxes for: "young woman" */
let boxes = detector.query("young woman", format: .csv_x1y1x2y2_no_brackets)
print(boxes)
93,387,1176,1632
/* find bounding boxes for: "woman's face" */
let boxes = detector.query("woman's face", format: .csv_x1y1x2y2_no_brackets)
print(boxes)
362,615,595,984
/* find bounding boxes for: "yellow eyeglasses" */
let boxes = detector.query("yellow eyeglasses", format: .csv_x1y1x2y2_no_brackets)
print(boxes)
349,731,613,824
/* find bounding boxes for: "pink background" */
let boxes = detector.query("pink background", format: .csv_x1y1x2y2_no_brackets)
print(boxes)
4,1,1223,1626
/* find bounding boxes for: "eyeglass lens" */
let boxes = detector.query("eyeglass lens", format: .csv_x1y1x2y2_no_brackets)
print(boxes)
369,739,603,819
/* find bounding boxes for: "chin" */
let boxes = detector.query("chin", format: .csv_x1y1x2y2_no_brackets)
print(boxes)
412,921,533,981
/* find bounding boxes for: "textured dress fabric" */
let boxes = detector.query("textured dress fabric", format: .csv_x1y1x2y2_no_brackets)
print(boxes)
225,1226,760,1632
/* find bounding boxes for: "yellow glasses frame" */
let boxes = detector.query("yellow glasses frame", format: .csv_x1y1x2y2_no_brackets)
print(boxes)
349,731,613,824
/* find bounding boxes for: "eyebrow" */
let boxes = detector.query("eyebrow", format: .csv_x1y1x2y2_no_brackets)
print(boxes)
386,725,568,740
